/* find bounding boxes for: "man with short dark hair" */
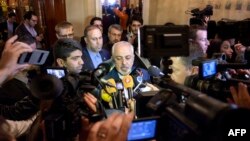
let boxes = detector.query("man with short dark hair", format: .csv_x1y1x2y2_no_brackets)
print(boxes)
82,25,110,71
103,24,123,53
53,38,84,74
127,15,143,50
0,38,87,120
90,17,104,33
55,21,74,39
189,25,210,57
166,25,209,84
15,11,43,47
81,17,108,47
44,21,75,66
0,12,19,42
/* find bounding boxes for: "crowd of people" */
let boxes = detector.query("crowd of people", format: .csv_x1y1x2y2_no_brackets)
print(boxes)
0,6,249,141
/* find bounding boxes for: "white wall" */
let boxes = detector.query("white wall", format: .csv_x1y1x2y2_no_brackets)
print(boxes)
65,0,250,38
145,0,250,25
65,0,96,40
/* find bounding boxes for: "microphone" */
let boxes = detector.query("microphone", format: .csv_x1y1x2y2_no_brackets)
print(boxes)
122,75,137,117
101,79,118,108
105,79,118,109
148,65,165,77
116,81,125,108
93,59,114,77
122,75,134,99
101,89,112,103
100,78,116,87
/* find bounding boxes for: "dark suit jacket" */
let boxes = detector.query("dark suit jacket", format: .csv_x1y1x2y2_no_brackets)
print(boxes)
102,67,151,86
15,23,36,40
82,47,111,71
0,21,19,41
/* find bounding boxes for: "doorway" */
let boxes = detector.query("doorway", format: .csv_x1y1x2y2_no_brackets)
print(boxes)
100,0,143,34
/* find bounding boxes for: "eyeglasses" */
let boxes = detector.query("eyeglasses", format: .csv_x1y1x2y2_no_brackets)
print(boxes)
58,33,74,38
94,24,103,27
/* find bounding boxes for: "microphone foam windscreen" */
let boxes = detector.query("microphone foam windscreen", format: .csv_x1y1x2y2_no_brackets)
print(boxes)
101,89,112,102
148,65,161,77
106,79,117,93
122,75,134,88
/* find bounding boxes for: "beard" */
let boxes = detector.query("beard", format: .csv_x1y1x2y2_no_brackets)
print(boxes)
117,66,131,76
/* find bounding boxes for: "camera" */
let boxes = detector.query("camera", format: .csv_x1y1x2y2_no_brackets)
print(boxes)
185,58,250,102
128,116,159,141
29,69,104,141
141,23,250,140
191,5,213,18
189,5,213,25
43,67,67,78
146,80,250,141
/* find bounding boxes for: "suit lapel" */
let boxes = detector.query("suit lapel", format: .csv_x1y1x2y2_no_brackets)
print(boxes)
83,48,95,70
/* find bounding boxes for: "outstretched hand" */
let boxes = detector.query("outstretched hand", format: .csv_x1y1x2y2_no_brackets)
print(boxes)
0,35,32,84
79,112,134,141
230,82,250,109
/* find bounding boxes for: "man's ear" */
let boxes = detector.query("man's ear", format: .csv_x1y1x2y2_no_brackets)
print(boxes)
56,58,65,67
189,38,194,43
56,34,60,39
84,36,88,45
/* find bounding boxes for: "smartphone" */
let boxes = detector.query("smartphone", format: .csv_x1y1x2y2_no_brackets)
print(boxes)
43,67,67,78
127,116,159,141
18,49,49,65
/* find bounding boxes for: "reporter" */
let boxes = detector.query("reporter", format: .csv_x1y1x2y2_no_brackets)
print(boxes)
0,35,32,85
79,112,134,141
230,82,250,109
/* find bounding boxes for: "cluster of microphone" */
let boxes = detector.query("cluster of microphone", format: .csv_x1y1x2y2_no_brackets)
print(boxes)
101,75,138,113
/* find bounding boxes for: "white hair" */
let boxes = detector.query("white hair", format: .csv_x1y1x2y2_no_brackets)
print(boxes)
111,41,134,55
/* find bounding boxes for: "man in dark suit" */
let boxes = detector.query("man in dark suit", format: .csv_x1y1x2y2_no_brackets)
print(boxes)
102,41,152,86
103,24,124,54
82,25,110,71
80,17,108,47
101,41,158,115
0,12,18,42
15,11,43,47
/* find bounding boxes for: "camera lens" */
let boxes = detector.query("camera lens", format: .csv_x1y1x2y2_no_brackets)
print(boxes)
184,74,199,88
30,74,63,99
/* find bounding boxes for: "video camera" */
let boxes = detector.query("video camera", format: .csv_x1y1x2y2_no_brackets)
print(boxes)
189,5,213,25
29,67,104,141
146,80,250,141
185,57,250,102
191,5,213,18
141,23,250,141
